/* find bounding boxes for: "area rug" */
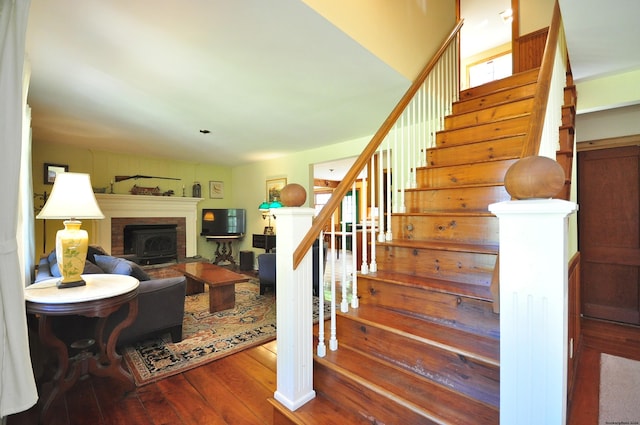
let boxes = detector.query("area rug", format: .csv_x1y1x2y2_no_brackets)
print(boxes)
123,279,328,386
123,279,274,386
599,353,640,424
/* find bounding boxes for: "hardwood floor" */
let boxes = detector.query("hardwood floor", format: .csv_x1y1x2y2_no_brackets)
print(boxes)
9,318,640,424
568,318,640,425
8,340,278,425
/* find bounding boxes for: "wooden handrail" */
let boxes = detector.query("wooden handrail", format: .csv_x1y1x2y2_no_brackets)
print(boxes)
520,0,562,157
293,20,464,269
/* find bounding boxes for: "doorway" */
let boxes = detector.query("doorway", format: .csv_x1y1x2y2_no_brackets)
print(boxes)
578,145,640,325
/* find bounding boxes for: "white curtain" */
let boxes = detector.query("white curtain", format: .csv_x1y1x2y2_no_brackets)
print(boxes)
0,0,38,417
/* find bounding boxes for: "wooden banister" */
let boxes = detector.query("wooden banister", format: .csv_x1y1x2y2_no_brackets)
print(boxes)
520,0,562,158
293,20,464,269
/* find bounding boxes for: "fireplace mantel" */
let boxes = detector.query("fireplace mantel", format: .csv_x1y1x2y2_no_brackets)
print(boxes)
92,194,203,257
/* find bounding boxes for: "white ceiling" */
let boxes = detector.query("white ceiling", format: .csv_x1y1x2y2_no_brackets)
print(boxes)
26,0,640,181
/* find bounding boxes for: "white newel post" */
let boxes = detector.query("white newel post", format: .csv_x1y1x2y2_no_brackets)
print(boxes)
489,199,577,425
273,207,316,410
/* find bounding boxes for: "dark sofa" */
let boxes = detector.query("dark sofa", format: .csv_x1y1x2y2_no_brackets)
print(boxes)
257,239,326,296
35,248,186,346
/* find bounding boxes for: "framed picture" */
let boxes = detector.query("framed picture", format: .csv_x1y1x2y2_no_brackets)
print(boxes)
209,180,224,199
266,177,287,203
44,163,69,184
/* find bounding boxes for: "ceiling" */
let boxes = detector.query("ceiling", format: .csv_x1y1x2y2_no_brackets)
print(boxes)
26,1,640,181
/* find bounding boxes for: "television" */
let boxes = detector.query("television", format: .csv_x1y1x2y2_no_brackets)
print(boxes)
201,208,246,238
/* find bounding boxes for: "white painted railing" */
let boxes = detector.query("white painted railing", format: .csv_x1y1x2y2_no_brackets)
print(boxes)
273,23,462,410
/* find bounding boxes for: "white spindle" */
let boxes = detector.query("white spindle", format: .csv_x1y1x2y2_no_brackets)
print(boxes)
316,231,326,358
386,135,393,241
329,214,338,351
350,182,358,309
340,196,348,314
360,170,369,274
378,147,385,243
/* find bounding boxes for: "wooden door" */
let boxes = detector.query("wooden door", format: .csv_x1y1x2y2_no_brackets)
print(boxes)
578,146,640,324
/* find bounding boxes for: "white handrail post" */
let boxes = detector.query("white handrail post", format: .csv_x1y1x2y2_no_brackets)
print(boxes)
274,207,316,411
489,199,578,425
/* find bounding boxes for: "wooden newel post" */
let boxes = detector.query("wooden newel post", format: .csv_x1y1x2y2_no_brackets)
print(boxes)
273,202,316,411
490,156,577,424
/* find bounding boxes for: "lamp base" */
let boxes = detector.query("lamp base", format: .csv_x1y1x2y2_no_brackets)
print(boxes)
57,278,87,289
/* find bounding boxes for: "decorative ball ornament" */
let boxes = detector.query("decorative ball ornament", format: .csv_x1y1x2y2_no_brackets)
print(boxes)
504,156,565,200
280,183,307,207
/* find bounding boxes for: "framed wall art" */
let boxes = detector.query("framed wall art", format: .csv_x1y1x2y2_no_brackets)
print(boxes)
266,177,287,203
44,163,69,184
209,180,224,199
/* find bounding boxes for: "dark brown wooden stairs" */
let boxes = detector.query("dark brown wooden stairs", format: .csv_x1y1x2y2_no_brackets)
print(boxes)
271,68,547,425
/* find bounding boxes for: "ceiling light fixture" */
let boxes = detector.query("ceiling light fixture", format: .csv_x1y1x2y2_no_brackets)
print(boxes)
199,129,211,134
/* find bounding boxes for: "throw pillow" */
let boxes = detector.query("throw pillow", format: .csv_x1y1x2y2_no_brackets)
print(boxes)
94,255,150,281
46,250,104,277
87,245,109,264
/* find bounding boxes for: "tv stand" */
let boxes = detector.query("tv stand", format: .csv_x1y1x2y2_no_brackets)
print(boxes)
204,235,242,265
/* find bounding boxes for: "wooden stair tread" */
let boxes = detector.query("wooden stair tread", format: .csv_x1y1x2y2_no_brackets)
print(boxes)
340,304,499,363
377,238,498,254
393,211,496,218
459,68,539,100
361,269,495,302
315,343,499,423
420,155,519,170
405,181,505,191
269,396,373,425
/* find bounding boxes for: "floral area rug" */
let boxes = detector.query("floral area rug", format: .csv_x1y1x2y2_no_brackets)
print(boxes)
123,278,328,386
123,279,276,386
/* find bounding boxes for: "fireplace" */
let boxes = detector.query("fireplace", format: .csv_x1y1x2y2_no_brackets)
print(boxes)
124,224,177,265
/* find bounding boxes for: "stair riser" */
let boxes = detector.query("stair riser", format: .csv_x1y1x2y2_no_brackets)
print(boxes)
417,158,518,188
334,316,500,407
427,135,524,167
391,214,499,245
453,83,537,115
460,68,538,100
404,185,510,213
445,97,534,130
313,367,439,424
358,277,500,337
376,245,496,286
437,115,530,147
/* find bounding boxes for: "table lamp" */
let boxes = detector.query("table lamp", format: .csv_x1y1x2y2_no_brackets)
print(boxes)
36,172,105,288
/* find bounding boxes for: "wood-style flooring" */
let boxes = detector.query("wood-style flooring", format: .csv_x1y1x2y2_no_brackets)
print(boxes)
8,319,640,424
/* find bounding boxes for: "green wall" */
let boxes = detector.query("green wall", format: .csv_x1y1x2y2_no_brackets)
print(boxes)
32,140,233,261
32,135,370,264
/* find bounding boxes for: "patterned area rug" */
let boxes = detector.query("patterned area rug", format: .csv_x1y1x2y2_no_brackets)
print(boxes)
123,279,276,386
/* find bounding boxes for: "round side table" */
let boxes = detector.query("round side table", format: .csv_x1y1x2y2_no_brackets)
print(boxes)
25,274,139,424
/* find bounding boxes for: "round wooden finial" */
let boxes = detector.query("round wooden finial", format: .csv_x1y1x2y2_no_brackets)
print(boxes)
280,183,307,207
504,156,565,200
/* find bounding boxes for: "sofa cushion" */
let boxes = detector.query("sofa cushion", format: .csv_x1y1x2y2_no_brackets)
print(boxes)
87,245,109,264
94,255,151,281
46,250,106,277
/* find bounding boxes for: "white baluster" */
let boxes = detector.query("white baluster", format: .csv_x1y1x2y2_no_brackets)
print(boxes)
360,170,369,275
329,215,338,351
378,147,385,243
316,231,326,358
340,196,348,314
350,182,358,309
386,135,393,241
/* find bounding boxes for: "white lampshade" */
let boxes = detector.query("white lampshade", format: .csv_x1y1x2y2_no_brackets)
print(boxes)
37,172,104,220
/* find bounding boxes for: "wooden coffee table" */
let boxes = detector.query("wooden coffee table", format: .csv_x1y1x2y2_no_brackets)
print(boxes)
173,262,250,312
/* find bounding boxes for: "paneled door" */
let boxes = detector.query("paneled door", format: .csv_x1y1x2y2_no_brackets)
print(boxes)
578,145,640,324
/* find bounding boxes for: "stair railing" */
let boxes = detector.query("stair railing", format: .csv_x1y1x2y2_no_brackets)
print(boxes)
520,0,567,159
273,20,463,411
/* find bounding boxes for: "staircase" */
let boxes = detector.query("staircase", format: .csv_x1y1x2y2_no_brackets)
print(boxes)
272,68,568,424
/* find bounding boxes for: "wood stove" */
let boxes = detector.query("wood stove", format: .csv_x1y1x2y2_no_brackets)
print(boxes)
123,224,177,265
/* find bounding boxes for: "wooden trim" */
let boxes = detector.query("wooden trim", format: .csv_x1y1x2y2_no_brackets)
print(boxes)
313,179,340,189
567,251,581,402
293,21,464,269
576,134,640,152
511,0,520,72
520,0,561,158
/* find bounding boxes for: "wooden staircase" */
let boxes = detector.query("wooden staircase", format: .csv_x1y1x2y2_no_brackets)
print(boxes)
272,69,551,424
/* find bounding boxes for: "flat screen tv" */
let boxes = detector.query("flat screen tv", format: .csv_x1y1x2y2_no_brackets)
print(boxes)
201,208,246,238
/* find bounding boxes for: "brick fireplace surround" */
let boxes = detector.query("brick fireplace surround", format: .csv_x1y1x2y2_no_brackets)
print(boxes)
92,194,202,258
